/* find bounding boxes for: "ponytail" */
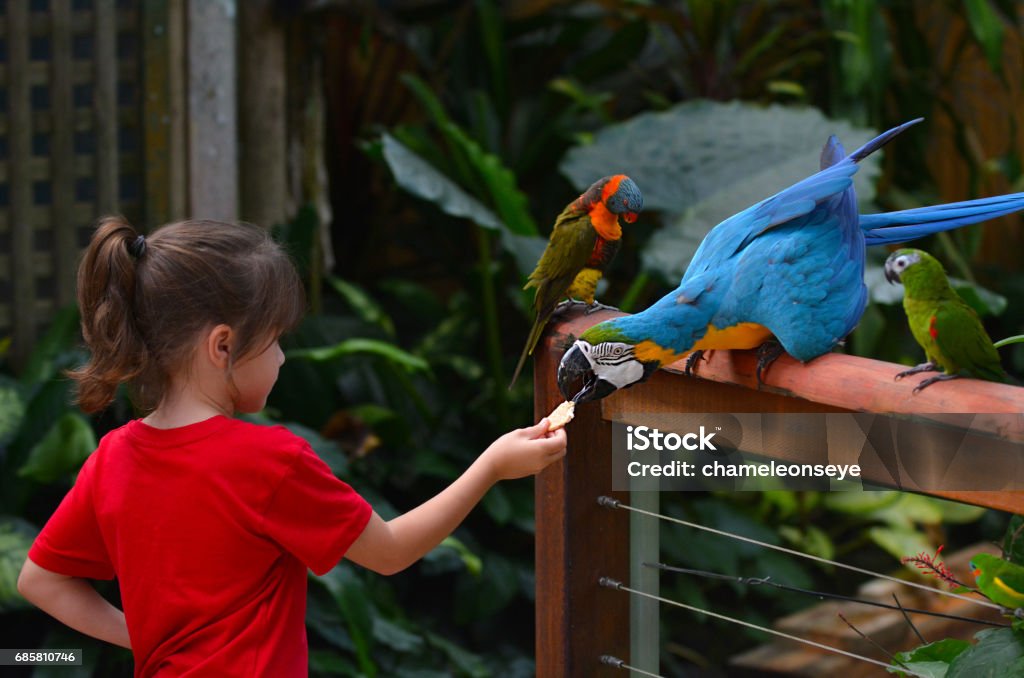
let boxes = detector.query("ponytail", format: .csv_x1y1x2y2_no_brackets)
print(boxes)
69,215,150,413
68,217,304,415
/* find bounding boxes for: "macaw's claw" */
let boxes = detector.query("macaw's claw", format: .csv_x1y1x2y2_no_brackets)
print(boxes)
684,350,705,377
912,373,960,394
895,362,939,381
755,341,785,387
584,301,619,315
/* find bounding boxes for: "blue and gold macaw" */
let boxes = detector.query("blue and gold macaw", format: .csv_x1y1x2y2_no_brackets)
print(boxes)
557,119,1024,403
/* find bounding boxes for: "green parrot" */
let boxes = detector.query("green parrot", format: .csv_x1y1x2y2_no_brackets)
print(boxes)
508,175,643,389
969,553,1024,610
884,248,1008,393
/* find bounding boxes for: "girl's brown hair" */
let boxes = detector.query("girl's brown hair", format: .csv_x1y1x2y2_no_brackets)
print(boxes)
70,216,305,413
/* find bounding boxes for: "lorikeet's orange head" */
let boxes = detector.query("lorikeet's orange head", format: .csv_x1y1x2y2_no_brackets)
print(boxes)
600,174,643,224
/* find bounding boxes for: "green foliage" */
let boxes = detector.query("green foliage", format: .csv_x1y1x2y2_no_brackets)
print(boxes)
825,491,984,569
889,638,972,678
891,628,1024,678
1003,516,1024,565
0,518,36,611
18,413,96,484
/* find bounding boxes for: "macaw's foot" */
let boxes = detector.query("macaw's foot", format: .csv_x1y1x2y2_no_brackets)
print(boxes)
684,350,706,377
913,373,960,394
755,341,785,387
895,362,939,381
584,301,619,315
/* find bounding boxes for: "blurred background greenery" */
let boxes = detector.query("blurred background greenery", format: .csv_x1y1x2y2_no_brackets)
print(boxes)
2,0,1024,675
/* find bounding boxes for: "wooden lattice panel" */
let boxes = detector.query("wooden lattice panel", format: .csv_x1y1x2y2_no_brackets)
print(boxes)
0,0,142,359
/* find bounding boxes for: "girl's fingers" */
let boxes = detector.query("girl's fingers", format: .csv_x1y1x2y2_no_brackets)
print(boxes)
541,429,567,453
524,418,551,437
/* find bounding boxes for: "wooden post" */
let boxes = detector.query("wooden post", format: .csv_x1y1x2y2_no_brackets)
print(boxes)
8,1,33,363
50,0,76,308
95,0,119,215
142,0,187,228
186,0,237,221
238,0,288,229
535,309,630,677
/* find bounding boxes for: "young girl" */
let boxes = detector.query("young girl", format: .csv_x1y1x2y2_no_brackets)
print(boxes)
17,217,567,676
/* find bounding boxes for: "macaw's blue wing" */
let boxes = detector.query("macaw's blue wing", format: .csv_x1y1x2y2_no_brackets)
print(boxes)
684,118,925,281
862,193,1024,246
684,163,859,279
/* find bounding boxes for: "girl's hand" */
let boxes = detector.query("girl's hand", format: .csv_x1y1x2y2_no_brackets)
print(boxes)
483,419,567,481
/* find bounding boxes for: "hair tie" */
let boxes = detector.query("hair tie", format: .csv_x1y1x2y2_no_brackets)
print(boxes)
128,234,147,259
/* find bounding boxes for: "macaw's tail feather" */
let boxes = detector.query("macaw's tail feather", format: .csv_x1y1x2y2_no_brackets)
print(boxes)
509,311,554,390
862,193,1024,247
847,118,924,164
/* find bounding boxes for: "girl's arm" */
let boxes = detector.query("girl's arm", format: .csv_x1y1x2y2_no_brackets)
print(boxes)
346,419,566,575
18,558,131,649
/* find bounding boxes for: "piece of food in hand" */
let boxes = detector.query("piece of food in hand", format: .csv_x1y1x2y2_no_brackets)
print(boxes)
546,400,576,431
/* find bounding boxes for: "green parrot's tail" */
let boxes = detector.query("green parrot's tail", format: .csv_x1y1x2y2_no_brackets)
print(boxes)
509,312,553,390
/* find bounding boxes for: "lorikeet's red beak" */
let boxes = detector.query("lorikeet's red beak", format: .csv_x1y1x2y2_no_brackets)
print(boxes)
623,212,638,224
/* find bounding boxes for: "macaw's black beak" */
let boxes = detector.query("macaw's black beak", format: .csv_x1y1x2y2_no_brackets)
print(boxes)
557,344,618,404
884,262,901,285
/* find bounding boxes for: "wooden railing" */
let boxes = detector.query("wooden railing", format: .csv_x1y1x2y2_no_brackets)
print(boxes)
534,307,1024,677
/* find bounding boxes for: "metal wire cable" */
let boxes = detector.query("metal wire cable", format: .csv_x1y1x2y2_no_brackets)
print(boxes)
646,562,1008,627
598,496,1003,611
599,577,930,678
600,655,665,678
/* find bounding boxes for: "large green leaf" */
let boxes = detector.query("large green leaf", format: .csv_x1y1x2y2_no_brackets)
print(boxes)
18,412,96,484
560,101,882,282
19,305,80,387
326,276,396,337
947,628,1024,678
316,565,376,677
0,376,25,449
889,638,972,678
0,517,37,611
869,525,933,565
286,338,430,374
400,75,538,238
424,631,489,678
383,132,503,232
963,0,1006,75
381,133,545,276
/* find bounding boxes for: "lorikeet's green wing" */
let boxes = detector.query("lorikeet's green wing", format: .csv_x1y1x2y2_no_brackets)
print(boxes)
932,300,1008,382
509,208,598,388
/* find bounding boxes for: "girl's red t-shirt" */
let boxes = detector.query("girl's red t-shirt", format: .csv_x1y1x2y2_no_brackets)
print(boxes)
28,415,373,677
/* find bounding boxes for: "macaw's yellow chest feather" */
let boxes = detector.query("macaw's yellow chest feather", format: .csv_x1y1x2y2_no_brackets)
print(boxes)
691,323,774,352
633,323,773,368
635,340,683,365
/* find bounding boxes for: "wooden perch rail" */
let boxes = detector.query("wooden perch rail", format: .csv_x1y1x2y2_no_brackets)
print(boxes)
534,307,1024,677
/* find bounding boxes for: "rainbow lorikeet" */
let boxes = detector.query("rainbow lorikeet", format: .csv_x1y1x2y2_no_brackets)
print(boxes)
555,119,1024,404
509,174,642,389
969,553,1024,611
884,248,1008,392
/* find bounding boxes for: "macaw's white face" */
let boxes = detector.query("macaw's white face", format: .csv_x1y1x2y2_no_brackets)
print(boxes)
557,338,650,403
